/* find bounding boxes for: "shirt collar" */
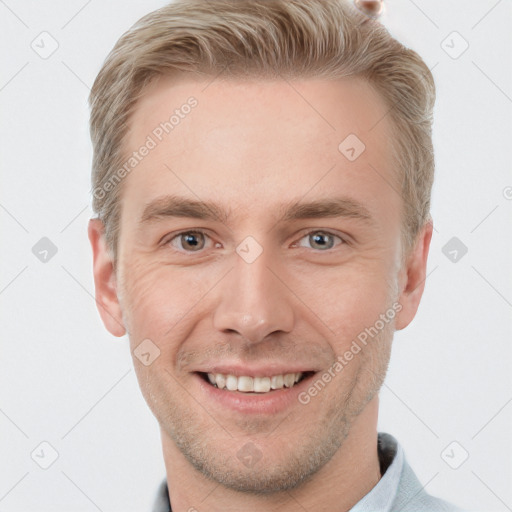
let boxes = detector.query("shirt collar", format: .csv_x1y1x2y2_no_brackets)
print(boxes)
152,431,402,512
350,432,403,512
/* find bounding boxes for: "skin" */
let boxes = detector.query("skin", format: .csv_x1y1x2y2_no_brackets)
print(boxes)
89,74,432,512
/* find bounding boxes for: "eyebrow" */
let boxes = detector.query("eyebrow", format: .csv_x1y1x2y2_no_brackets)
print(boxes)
279,197,373,223
139,194,374,225
140,195,230,224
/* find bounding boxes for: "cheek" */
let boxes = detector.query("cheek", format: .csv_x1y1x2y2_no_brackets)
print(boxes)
295,255,398,345
118,256,218,344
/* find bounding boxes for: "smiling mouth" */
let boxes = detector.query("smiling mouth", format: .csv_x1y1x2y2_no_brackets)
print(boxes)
197,371,315,393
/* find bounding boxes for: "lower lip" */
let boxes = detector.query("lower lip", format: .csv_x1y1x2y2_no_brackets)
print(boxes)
194,372,316,415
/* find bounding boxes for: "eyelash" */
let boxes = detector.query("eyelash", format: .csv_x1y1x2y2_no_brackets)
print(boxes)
162,229,346,253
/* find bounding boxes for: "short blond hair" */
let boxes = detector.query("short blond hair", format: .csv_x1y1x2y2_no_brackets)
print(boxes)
89,0,435,262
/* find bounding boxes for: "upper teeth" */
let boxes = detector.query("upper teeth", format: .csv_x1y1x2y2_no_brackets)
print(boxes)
207,372,303,393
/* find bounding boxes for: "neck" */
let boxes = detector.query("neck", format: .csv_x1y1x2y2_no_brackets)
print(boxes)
161,396,381,512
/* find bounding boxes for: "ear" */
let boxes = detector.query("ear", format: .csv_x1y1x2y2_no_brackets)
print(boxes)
88,218,126,337
395,219,433,331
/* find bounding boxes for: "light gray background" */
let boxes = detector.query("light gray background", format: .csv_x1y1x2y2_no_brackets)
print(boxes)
1,0,511,511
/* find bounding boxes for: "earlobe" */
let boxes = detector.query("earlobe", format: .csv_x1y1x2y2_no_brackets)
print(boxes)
88,219,126,337
395,219,433,331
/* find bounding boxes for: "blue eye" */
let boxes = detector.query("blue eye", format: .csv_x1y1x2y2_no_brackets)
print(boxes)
164,229,344,253
297,231,343,251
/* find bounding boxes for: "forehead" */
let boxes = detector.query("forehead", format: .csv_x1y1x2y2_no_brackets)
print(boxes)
120,74,398,225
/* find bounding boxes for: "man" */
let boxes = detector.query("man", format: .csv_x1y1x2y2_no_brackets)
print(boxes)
87,1,465,510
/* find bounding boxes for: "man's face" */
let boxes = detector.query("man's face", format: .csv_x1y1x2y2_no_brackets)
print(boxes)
93,75,426,492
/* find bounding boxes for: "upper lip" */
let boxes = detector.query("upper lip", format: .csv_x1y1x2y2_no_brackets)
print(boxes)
194,363,317,377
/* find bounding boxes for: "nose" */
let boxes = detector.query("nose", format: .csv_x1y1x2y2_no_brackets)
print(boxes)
212,245,295,344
